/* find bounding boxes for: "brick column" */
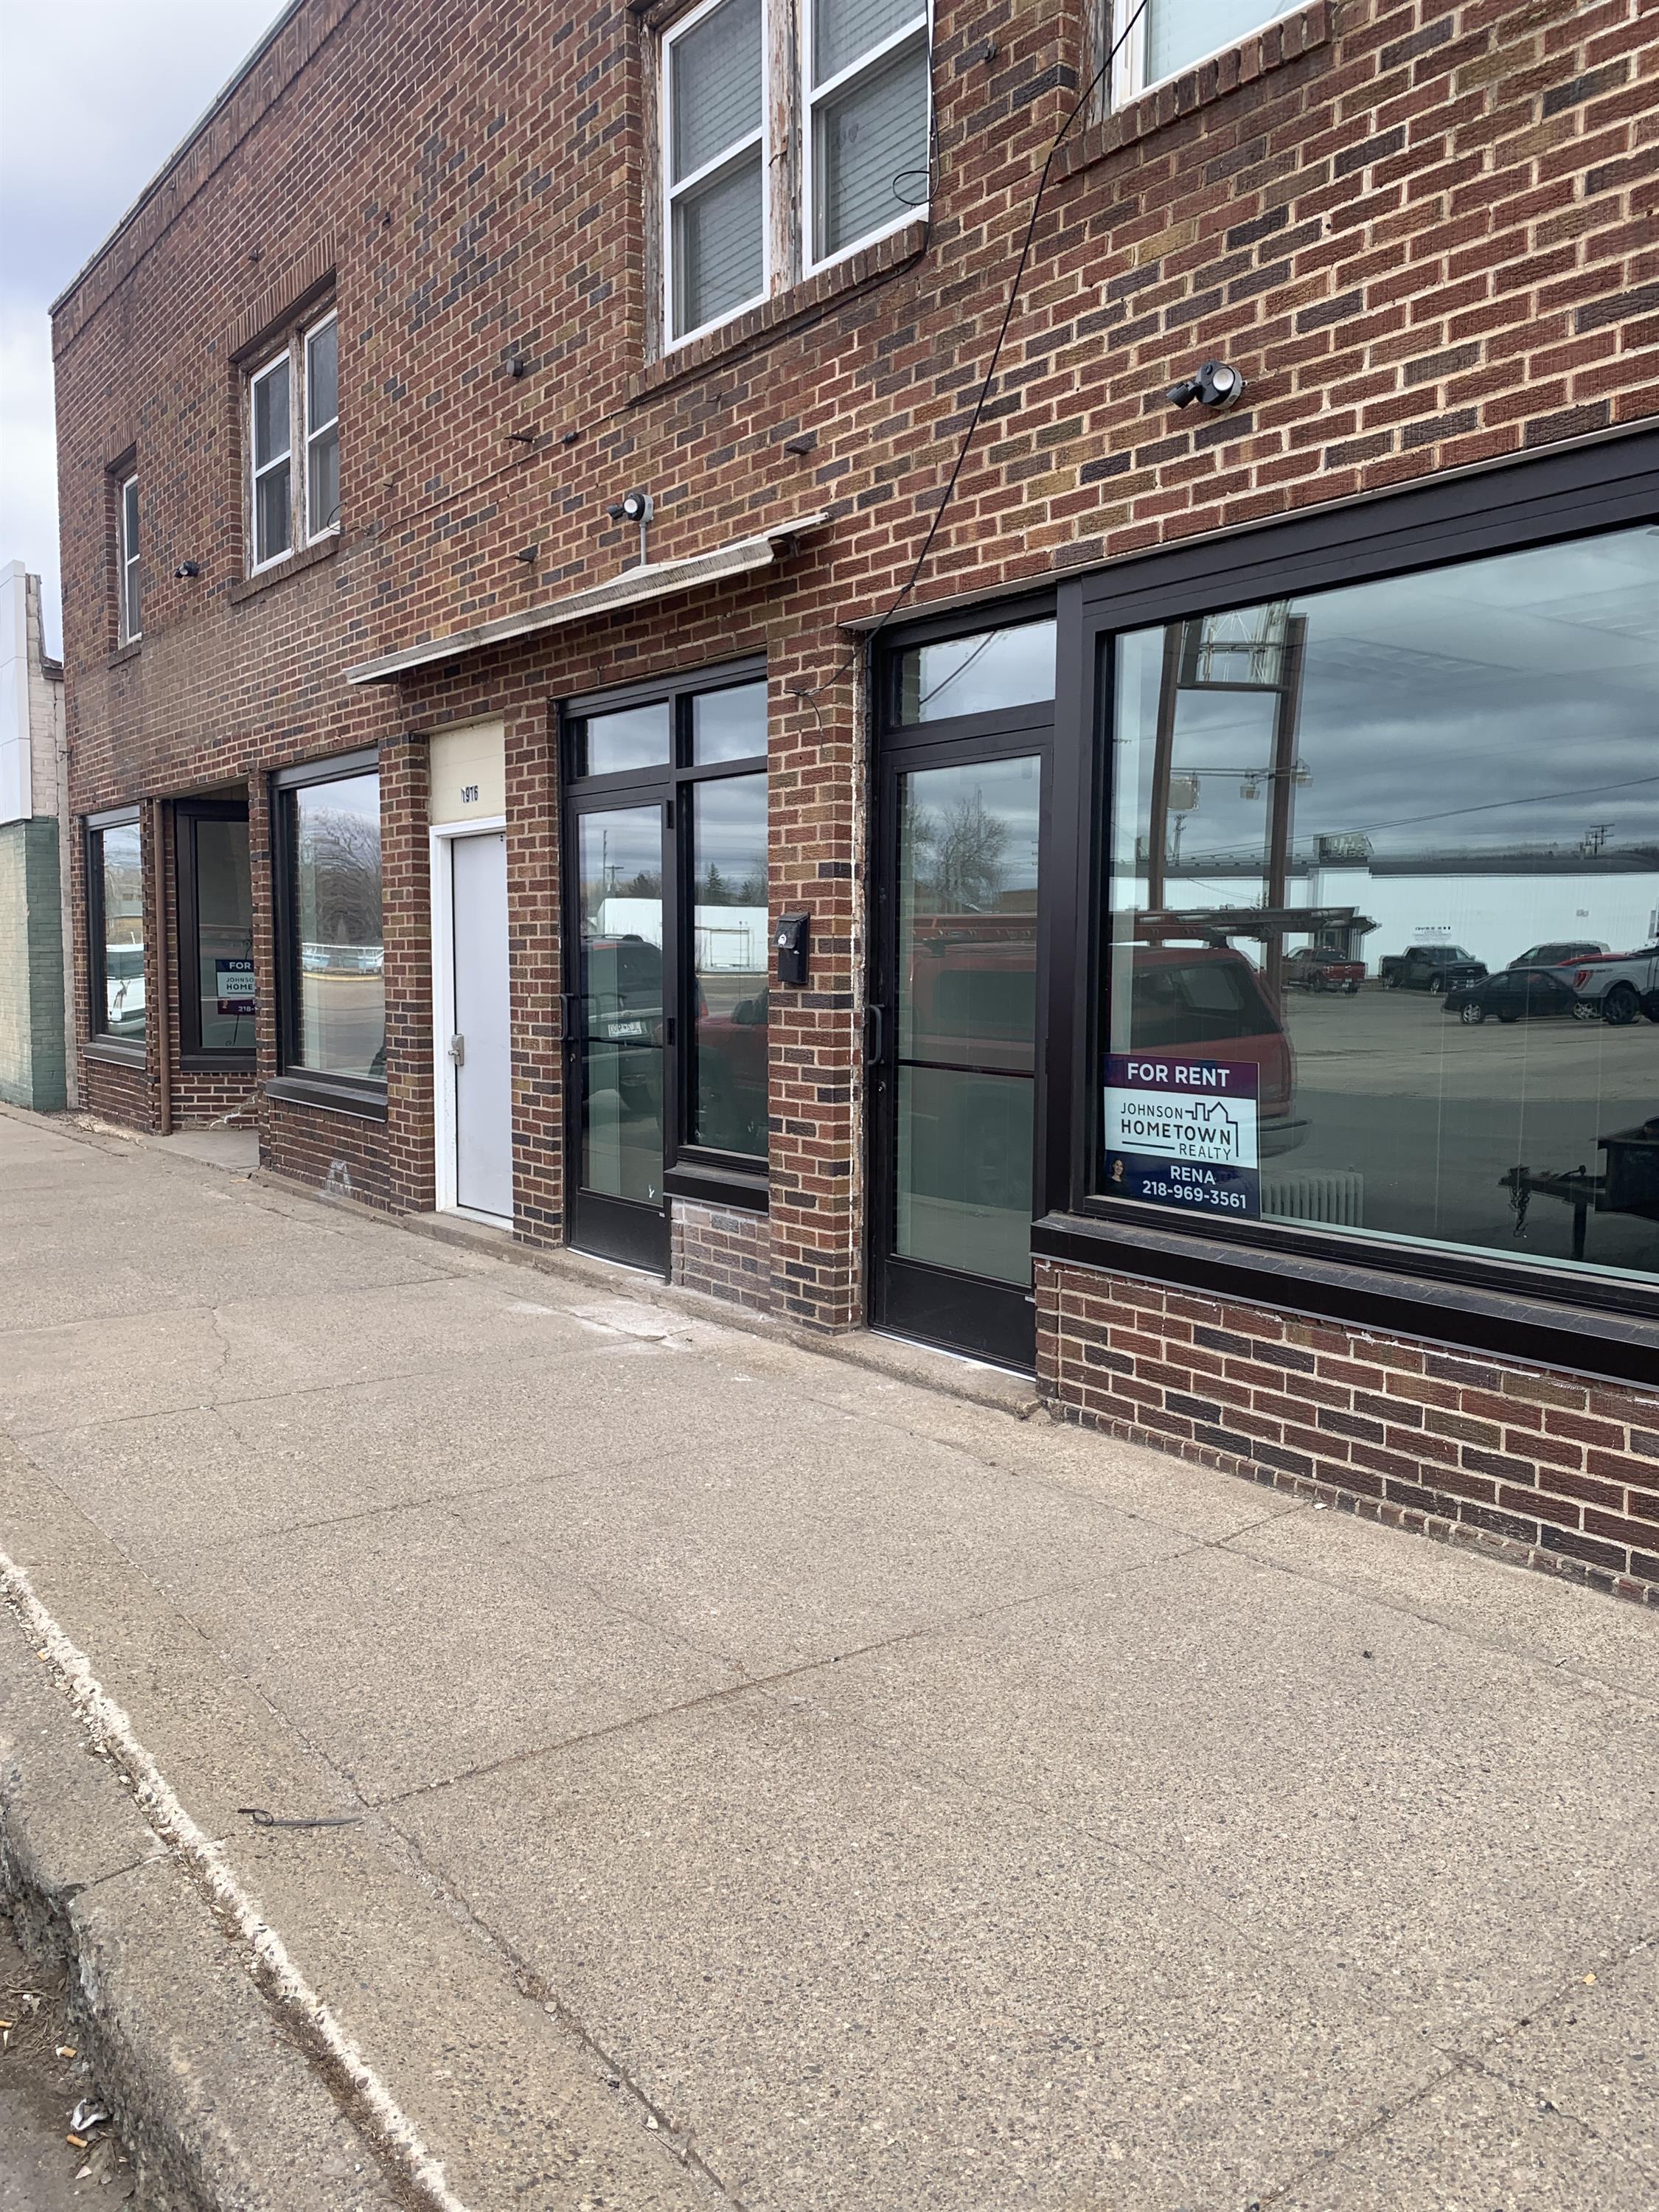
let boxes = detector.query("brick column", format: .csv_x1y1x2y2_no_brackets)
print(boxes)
766,613,863,1331
507,700,563,1246
381,730,436,1212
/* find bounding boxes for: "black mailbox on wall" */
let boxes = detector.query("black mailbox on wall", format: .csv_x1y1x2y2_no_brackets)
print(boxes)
775,913,810,987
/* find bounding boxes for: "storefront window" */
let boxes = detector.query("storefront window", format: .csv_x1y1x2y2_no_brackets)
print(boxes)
1098,526,1659,1283
91,818,145,1045
691,773,768,1155
898,619,1056,724
282,769,384,1082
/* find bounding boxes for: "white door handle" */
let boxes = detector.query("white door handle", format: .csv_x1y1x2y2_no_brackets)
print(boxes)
448,1033,465,1066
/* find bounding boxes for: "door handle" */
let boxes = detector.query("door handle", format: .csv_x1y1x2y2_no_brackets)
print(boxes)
448,1033,465,1066
865,1004,886,1065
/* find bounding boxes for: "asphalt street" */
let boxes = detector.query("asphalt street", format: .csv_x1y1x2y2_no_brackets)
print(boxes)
1,1105,1656,2211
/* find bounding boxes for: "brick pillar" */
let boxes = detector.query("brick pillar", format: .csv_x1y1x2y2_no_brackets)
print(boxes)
767,619,863,1331
507,700,563,1246
381,729,436,1212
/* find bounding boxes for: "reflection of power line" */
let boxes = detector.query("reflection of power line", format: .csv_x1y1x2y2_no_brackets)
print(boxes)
1166,771,1659,867
917,629,999,712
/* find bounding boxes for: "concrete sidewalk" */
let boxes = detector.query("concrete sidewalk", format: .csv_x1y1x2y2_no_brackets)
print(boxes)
1,1105,1655,2211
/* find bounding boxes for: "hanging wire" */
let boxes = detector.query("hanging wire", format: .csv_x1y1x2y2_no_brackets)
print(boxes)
793,1,1151,715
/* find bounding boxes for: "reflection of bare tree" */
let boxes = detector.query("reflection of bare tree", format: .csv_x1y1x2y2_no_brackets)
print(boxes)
300,807,382,942
910,794,1009,911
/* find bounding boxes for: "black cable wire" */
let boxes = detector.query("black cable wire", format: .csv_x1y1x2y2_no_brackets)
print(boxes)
794,1,1150,712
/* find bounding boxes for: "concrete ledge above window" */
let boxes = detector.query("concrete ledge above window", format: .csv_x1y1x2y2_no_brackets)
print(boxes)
1057,2,1329,184
631,218,928,402
228,532,338,606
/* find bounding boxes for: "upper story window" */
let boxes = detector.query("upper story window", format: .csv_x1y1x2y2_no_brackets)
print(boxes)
248,307,340,572
1103,0,1302,103
117,473,141,643
661,0,931,348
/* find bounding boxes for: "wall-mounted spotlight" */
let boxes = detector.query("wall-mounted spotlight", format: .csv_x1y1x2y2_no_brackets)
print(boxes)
173,561,201,579
606,488,654,565
1166,361,1246,411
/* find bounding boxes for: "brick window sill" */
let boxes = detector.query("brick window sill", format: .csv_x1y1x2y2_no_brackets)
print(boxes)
1054,2,1330,184
229,532,339,605
630,219,929,403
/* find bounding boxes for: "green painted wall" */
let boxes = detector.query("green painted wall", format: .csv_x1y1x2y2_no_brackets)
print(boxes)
0,817,68,1110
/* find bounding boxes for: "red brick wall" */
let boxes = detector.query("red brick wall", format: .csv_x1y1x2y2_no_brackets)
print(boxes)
50,0,1659,1586
672,1200,773,1314
1038,1260,1659,1605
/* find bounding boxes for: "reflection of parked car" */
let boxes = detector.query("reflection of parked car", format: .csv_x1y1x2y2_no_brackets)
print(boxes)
1380,944,1488,993
1509,939,1605,970
695,989,768,1152
1561,944,1659,1026
1445,968,1581,1026
1284,947,1362,994
1127,945,1301,1152
583,934,663,1040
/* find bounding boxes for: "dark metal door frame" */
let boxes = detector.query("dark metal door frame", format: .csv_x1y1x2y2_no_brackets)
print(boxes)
868,715,1055,1372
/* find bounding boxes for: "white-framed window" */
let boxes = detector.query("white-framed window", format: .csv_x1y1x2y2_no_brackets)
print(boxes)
664,0,769,346
1103,0,1303,106
249,351,293,571
246,309,341,572
660,0,931,349
804,0,930,273
117,472,141,643
304,311,340,544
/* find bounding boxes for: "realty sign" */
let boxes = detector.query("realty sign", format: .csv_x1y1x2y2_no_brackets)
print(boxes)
1102,1053,1259,1218
215,958,255,1015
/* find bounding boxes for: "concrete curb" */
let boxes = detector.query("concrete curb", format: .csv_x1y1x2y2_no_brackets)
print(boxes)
0,1586,412,2212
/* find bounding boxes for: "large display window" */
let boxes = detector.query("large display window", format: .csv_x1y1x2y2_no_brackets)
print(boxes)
1095,528,1658,1288
271,752,385,1109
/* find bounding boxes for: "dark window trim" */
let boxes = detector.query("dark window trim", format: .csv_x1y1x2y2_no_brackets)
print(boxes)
273,745,379,790
874,427,1659,1382
270,754,386,1110
86,810,145,1051
560,656,771,1216
175,799,255,1069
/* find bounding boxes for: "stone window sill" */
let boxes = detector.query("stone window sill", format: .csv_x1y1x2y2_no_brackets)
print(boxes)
265,1073,386,1121
107,639,141,670
83,1038,147,1069
630,220,929,403
1055,3,1330,183
229,532,339,605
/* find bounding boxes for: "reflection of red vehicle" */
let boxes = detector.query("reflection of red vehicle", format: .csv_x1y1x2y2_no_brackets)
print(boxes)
1284,946,1363,994
695,990,768,1152
1125,945,1302,1152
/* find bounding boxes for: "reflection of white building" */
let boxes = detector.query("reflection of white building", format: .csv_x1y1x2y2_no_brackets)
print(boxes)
1150,846,1659,975
597,897,769,971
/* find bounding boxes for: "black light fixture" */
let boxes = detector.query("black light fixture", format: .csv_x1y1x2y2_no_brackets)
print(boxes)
173,561,201,579
1166,360,1246,411
606,487,654,565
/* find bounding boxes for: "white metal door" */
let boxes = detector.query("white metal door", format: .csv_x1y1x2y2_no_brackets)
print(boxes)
450,831,512,1220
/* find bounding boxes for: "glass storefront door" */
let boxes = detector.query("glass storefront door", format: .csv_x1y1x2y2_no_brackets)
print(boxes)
871,700,1051,1369
567,801,671,1271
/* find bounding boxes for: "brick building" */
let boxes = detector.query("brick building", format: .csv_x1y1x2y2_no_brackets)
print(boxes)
53,0,1659,1596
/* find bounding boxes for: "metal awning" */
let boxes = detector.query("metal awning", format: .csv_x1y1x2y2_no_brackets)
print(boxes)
342,512,831,686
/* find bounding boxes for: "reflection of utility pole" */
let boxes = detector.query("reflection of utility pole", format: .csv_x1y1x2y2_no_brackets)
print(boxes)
1263,614,1308,1005
1582,822,1612,857
1147,625,1182,910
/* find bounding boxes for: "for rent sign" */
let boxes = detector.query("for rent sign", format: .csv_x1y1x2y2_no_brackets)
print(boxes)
1102,1054,1260,1217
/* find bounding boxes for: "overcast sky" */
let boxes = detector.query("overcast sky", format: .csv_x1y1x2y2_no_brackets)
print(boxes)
0,0,288,655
